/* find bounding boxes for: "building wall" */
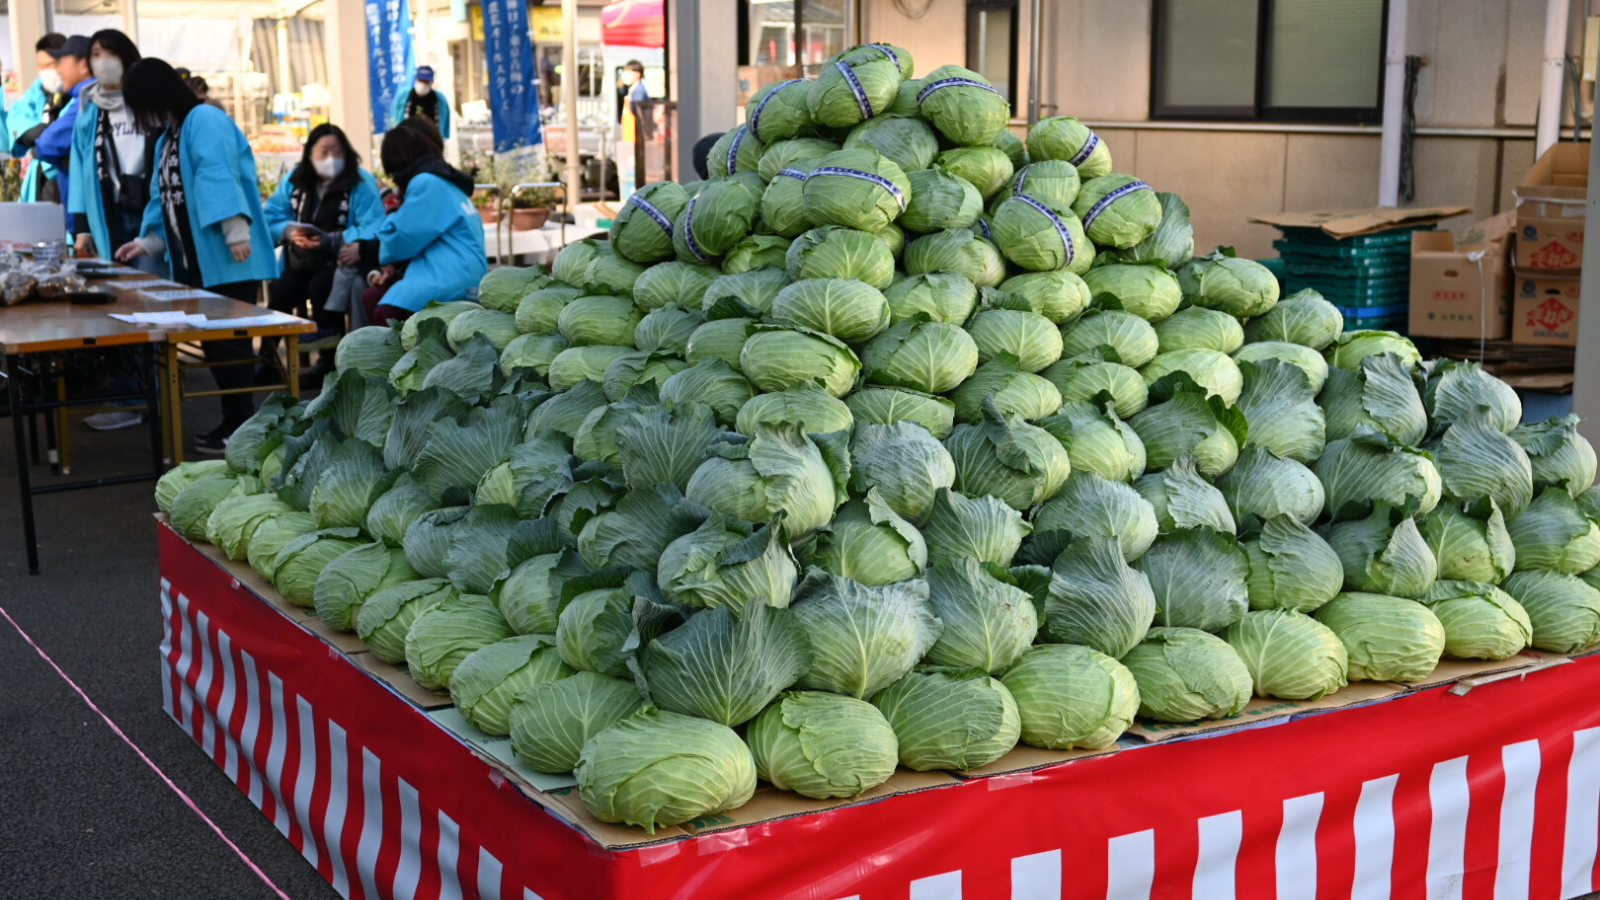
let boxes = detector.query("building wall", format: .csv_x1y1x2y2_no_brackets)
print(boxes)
866,0,1582,259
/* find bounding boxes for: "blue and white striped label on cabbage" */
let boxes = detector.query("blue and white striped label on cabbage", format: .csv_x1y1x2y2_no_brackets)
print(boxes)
727,126,748,174
835,61,875,119
1068,131,1102,168
1081,180,1153,229
917,78,998,103
810,166,907,210
776,168,811,182
625,193,673,236
747,79,803,144
1016,194,1076,265
868,43,901,71
679,195,712,262
976,217,994,242
1012,165,1031,197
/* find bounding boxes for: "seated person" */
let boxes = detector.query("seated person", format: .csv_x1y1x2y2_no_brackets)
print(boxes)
338,117,485,325
262,122,384,380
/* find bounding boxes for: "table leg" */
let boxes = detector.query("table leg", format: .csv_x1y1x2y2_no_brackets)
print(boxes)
8,355,40,574
144,344,165,478
157,345,173,464
42,367,60,474
165,342,185,465
286,334,301,400
56,373,71,475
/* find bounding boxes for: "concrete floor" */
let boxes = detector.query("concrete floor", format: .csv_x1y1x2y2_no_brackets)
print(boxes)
0,388,339,900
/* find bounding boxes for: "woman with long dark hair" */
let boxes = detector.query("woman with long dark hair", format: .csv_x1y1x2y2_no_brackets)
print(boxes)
69,29,159,269
340,116,484,324
261,122,385,381
113,57,277,454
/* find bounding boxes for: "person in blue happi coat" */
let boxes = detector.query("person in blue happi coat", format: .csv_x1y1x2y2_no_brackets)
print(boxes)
388,64,451,138
260,122,385,383
28,34,94,220
339,116,485,324
114,58,277,455
69,30,160,270
9,34,68,203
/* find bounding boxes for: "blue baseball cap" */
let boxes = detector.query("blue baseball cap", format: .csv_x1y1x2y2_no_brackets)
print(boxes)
415,65,435,83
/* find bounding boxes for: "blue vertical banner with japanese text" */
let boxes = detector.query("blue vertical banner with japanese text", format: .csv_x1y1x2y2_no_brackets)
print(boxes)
365,0,414,130
482,0,542,150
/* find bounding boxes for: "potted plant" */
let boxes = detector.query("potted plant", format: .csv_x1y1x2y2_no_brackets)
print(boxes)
510,184,560,230
474,190,502,224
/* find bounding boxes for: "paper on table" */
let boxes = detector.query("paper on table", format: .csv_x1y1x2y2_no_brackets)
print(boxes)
109,311,209,325
201,313,304,328
101,278,180,290
142,288,222,302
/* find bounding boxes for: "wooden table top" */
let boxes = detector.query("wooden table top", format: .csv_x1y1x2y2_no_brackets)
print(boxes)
0,265,313,355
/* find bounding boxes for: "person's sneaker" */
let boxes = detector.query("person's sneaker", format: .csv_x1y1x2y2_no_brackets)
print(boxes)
84,410,144,431
192,432,228,456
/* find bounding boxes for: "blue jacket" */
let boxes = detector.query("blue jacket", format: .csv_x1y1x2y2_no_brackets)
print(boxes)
376,171,485,311
139,104,277,287
9,79,54,201
68,99,155,258
262,167,387,249
34,78,87,220
388,86,451,138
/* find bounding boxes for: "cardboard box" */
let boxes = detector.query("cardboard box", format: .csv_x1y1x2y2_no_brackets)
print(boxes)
1515,142,1589,269
1408,211,1514,339
736,65,801,107
1248,205,1470,238
1512,267,1583,345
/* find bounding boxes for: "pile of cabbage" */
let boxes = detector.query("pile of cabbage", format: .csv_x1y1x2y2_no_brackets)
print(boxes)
154,48,1600,835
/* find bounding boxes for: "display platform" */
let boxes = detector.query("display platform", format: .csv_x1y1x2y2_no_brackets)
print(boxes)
157,520,1600,900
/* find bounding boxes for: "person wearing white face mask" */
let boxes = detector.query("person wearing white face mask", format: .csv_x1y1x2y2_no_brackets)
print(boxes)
387,65,452,138
68,30,160,272
261,122,386,385
9,34,70,204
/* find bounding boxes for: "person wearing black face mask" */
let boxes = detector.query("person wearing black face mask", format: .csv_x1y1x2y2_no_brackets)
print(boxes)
260,123,386,385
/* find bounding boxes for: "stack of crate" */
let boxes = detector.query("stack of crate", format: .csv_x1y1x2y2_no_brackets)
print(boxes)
1272,227,1430,333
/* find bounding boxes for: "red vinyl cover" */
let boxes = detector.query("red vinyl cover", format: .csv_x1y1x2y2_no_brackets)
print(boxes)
158,522,1600,900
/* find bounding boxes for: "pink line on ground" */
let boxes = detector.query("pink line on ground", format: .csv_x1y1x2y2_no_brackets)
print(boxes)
0,602,294,900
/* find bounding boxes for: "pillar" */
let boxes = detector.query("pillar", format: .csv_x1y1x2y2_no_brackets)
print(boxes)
11,0,47,85
668,0,739,179
324,0,375,162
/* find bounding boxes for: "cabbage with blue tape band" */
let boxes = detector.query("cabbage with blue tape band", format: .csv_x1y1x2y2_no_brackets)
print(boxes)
916,65,1011,147
992,191,1093,274
809,52,901,129
1073,174,1163,249
707,125,764,178
609,180,689,264
833,42,914,80
988,159,1082,212
673,174,763,265
761,160,820,238
1029,116,1115,179
757,137,840,182
801,148,910,233
743,78,813,144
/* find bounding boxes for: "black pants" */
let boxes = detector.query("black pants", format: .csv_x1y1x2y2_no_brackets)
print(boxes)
268,262,343,332
204,280,261,433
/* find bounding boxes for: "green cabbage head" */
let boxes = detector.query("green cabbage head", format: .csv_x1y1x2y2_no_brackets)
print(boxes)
1313,592,1445,682
1122,627,1253,723
1001,644,1137,750
575,705,756,833
747,691,900,800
